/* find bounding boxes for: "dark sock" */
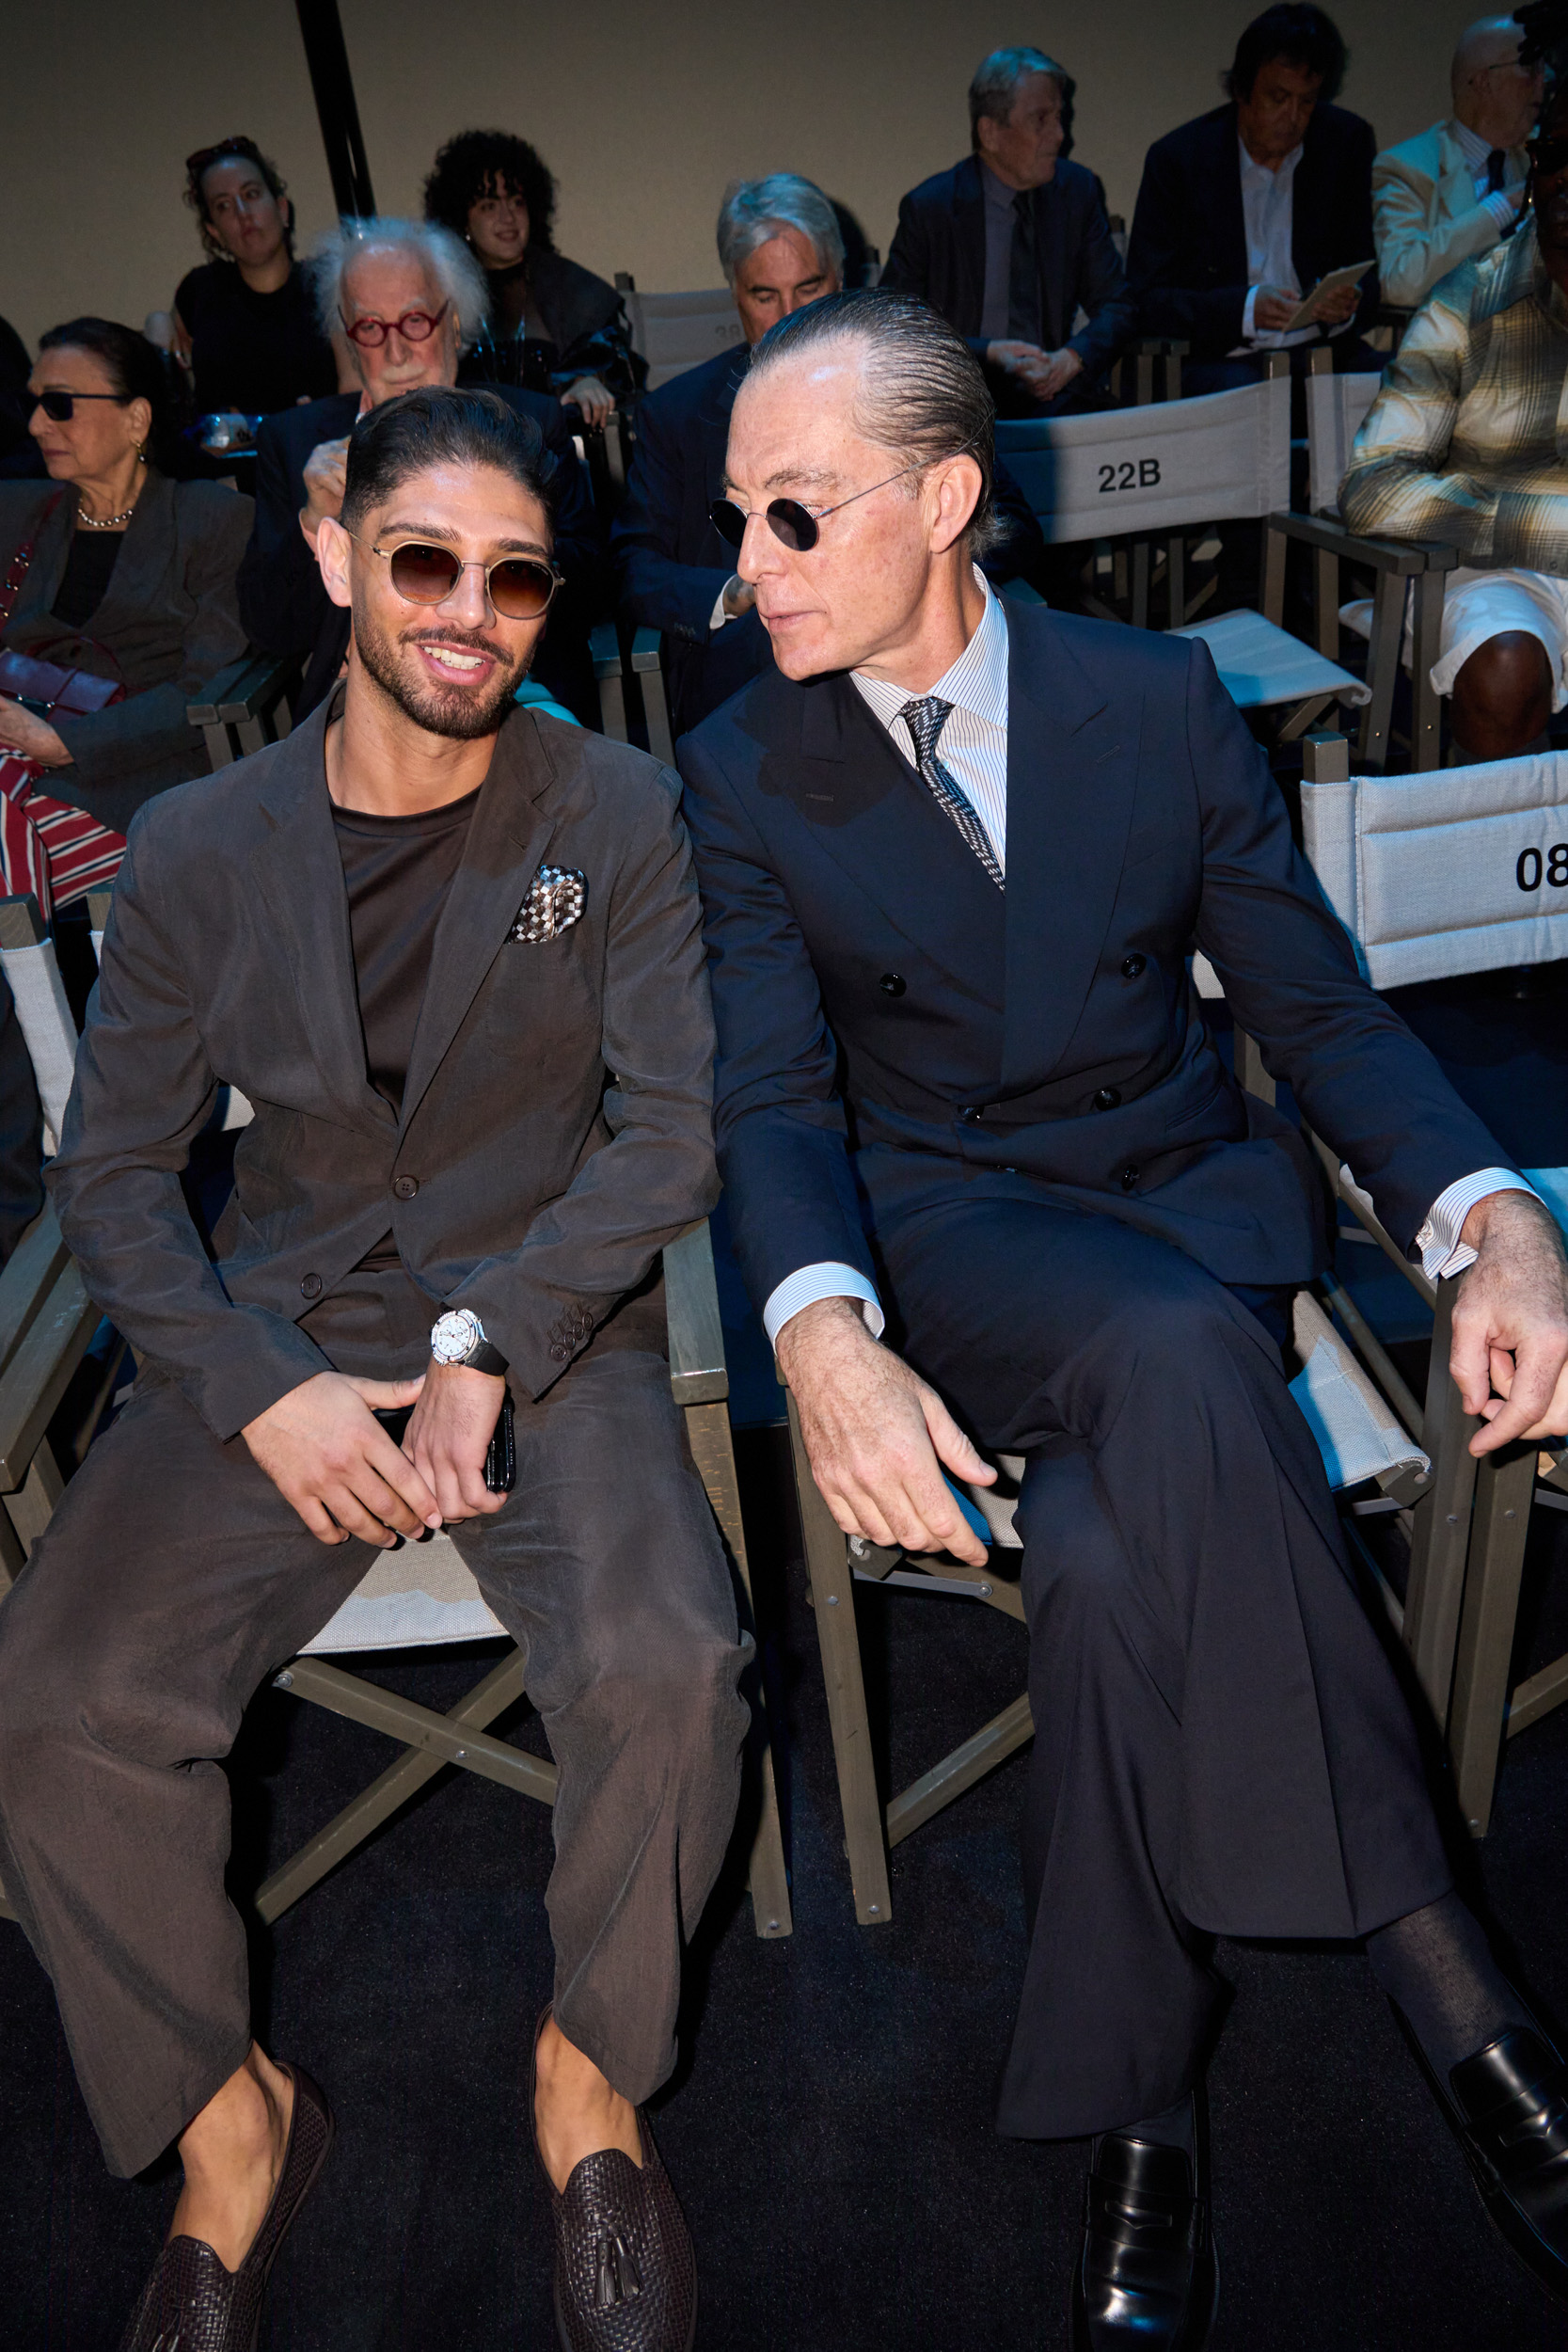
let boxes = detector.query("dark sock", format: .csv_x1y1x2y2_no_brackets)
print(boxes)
1365,1890,1534,2079
1094,2093,1196,2162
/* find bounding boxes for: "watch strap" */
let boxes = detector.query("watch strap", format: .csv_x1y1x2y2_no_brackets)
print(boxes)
463,1337,509,1377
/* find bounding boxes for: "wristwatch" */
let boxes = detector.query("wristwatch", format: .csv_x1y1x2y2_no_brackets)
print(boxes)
430,1308,508,1376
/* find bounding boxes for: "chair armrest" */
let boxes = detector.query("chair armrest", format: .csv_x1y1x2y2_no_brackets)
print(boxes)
186,648,303,728
590,622,625,680
628,627,665,675
0,1250,97,1492
662,1217,728,1407
1266,510,1458,576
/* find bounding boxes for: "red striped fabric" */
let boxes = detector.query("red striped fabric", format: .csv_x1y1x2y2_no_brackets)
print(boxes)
0,755,126,922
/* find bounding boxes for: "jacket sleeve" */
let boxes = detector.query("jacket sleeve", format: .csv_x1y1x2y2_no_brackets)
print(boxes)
1066,184,1137,379
47,810,333,1438
676,727,877,1320
611,390,735,644
50,487,252,807
236,416,330,659
443,774,721,1396
1127,138,1250,349
1184,640,1511,1248
1373,149,1504,311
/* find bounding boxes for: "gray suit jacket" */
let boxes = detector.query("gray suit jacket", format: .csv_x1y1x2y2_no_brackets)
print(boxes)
0,471,251,834
50,695,719,1439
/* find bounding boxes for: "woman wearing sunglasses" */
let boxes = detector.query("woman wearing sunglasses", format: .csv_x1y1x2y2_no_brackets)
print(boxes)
167,136,340,426
0,317,249,919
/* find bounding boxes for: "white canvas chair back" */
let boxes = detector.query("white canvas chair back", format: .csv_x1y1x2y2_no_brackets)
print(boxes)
0,898,77,1155
996,373,1291,544
1306,369,1381,515
620,285,743,391
1301,748,1568,989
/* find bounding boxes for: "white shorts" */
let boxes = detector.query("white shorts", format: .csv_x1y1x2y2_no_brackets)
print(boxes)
1341,566,1568,711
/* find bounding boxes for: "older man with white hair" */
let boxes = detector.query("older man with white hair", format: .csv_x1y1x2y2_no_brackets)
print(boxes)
239,216,605,722
1373,16,1543,308
613,175,1042,738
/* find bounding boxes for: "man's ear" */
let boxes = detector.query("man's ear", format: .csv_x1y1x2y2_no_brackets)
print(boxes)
928,454,983,557
316,512,355,611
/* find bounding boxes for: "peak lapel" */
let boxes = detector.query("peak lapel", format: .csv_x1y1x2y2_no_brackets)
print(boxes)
1001,613,1141,1092
399,709,564,1128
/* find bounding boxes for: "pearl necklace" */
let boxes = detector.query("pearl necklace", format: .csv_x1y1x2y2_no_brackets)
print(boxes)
76,496,135,531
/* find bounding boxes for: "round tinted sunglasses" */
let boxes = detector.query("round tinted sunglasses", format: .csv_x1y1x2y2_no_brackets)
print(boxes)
709,458,929,553
348,533,562,619
32,389,130,423
341,300,450,350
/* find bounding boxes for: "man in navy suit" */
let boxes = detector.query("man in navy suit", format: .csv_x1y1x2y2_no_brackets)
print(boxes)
881,44,1134,417
1128,3,1381,393
612,176,1044,741
677,288,1568,2348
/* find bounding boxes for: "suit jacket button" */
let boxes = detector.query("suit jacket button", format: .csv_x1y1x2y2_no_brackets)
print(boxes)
392,1174,419,1200
959,1104,982,1124
1093,1087,1122,1111
300,1273,323,1300
1121,953,1148,978
550,1343,570,1362
1120,1164,1140,1191
879,973,907,997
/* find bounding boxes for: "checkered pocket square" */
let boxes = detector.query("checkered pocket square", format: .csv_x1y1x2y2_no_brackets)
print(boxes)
511,865,587,944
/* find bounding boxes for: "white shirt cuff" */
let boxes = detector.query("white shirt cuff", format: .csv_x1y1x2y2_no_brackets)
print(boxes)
1413,1168,1542,1279
763,1263,885,1349
709,585,731,632
1482,187,1518,233
1242,284,1260,342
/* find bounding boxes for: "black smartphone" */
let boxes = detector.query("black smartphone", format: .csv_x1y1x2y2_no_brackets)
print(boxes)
372,1396,515,1495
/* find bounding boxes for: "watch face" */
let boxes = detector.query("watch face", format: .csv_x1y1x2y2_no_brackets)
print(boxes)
432,1309,481,1364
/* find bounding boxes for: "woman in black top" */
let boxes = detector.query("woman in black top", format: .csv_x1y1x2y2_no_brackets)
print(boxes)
173,137,338,420
423,129,643,427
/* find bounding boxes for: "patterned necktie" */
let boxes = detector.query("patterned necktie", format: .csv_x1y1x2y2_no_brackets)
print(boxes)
1007,189,1042,345
898,696,1005,891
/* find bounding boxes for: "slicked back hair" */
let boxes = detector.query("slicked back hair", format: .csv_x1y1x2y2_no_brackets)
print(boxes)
340,386,558,534
744,288,1000,559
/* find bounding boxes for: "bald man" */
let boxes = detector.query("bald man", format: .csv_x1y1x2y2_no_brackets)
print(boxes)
1373,17,1543,308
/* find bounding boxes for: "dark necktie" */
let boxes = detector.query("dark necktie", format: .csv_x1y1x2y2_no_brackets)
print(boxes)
1486,147,1507,192
1006,189,1042,345
898,696,1004,891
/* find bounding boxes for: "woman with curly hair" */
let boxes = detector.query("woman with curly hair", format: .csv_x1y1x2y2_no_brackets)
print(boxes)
171,136,338,421
422,128,642,425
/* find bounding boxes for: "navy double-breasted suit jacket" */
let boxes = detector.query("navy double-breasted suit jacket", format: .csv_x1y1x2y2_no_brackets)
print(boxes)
676,602,1503,1322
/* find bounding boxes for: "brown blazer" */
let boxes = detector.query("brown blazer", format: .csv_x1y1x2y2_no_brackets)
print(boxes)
50,694,719,1438
0,470,251,834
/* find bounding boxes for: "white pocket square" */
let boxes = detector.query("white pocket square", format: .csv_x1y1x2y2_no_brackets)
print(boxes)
512,866,587,944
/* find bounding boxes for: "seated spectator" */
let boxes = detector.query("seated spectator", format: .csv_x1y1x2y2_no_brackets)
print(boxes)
422,129,641,428
614,175,1045,739
1339,80,1568,761
238,217,606,724
1128,4,1381,393
172,138,339,422
880,44,1134,417
1373,19,1541,311
0,318,249,916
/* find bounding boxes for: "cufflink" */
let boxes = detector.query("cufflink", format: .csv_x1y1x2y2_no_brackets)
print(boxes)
512,865,587,944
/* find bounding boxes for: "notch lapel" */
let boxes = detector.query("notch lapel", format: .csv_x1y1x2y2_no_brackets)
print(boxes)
398,709,564,1128
1001,612,1141,1092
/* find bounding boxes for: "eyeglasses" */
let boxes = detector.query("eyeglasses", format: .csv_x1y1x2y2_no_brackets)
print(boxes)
709,459,933,553
31,390,129,423
347,533,562,619
341,301,451,350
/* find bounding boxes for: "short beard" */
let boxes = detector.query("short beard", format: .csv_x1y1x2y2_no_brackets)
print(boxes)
353,596,525,740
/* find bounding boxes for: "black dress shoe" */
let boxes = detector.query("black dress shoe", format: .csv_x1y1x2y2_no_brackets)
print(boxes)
531,2006,697,2352
1411,2022,1568,2306
118,2063,333,2352
1070,2112,1217,2351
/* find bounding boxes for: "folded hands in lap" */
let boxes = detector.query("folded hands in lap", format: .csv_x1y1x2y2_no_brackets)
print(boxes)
243,1359,507,1544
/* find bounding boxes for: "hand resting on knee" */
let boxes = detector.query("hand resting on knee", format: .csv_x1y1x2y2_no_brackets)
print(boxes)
1452,1192,1568,1452
242,1370,439,1545
776,1296,994,1566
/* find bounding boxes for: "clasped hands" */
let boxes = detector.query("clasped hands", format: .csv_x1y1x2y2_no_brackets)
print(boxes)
779,1194,1568,1573
242,1359,508,1547
985,340,1084,404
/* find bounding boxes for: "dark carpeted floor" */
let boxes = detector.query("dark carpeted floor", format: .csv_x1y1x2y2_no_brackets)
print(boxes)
5,966,1568,2351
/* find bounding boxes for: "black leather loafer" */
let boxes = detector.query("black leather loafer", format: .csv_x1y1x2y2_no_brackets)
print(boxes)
532,2007,697,2352
1070,2110,1217,2351
1410,2022,1568,2306
118,2062,333,2352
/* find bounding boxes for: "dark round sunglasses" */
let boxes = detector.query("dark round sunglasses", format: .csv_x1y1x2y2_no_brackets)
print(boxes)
32,389,130,423
349,534,562,619
709,458,929,554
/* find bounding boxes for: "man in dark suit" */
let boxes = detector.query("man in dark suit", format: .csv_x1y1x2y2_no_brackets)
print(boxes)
677,289,1568,2348
881,44,1135,417
238,216,607,723
1128,3,1381,393
614,174,1045,740
0,389,742,2352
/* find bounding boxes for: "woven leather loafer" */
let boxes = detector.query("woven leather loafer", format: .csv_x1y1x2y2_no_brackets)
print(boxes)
1415,2024,1568,2306
1070,2119,1217,2351
118,2063,333,2352
532,2007,697,2352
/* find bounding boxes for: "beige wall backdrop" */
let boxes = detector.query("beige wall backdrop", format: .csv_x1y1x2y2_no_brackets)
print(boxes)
4,0,1481,352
